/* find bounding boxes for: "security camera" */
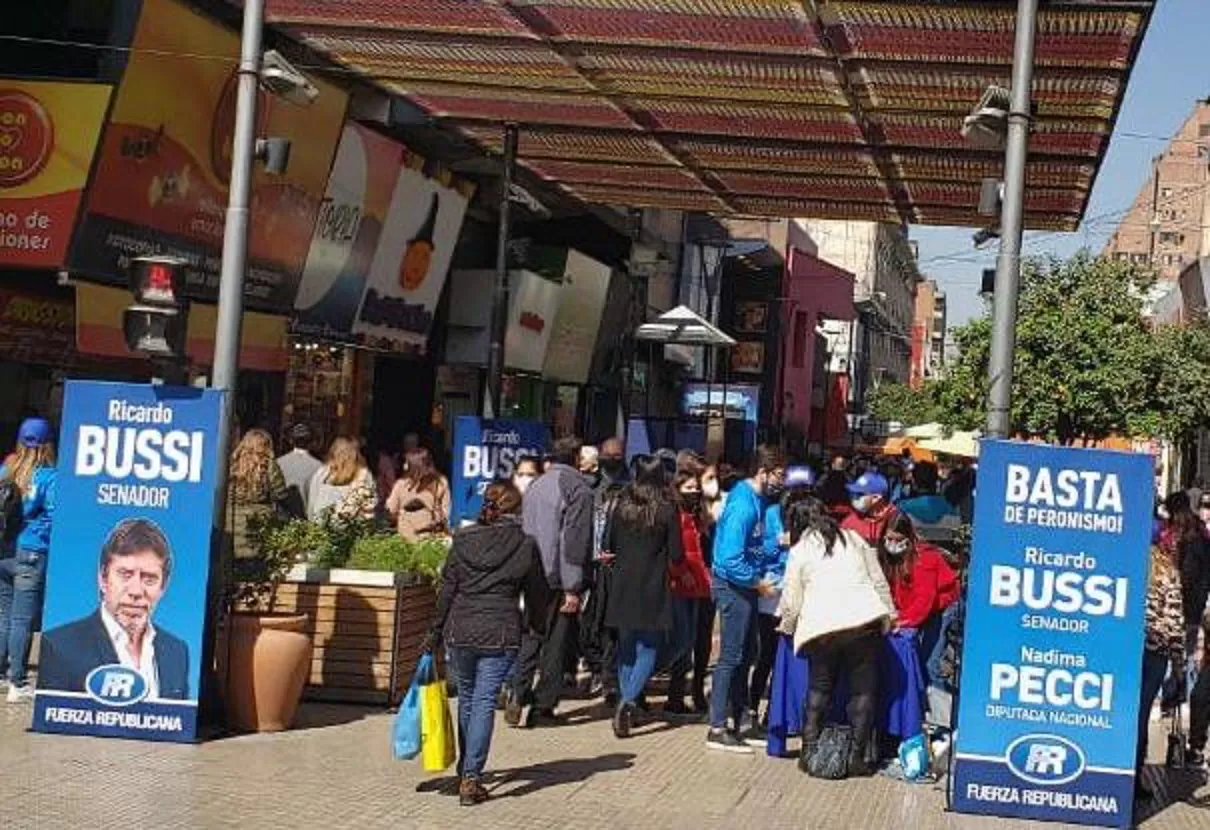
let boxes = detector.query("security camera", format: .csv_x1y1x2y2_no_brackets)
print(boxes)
255,137,292,175
961,85,1010,150
260,50,319,106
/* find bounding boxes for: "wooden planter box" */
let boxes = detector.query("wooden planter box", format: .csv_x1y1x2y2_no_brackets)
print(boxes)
270,566,438,706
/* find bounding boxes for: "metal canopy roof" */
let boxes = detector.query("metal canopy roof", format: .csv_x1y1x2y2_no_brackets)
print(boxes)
635,305,737,346
266,0,1154,230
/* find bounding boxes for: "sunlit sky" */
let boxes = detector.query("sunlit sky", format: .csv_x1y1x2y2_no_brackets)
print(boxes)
911,0,1209,328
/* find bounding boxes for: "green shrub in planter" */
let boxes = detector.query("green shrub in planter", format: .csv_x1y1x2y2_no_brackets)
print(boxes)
348,533,449,581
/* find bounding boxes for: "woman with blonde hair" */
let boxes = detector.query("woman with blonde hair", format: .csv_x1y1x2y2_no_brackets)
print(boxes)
0,418,58,702
307,437,377,522
226,428,288,557
386,447,450,541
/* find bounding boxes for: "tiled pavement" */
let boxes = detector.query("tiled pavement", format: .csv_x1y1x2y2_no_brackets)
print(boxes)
3,696,1210,830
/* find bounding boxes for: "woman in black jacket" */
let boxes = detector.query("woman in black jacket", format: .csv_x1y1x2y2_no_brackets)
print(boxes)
603,455,684,738
1163,491,1209,710
427,481,548,806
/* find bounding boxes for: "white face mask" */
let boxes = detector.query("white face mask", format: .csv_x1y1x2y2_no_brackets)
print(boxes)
702,479,720,500
884,538,911,557
852,495,874,515
514,474,536,494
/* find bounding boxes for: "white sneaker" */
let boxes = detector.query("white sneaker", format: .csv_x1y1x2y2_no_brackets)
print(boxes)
6,684,34,703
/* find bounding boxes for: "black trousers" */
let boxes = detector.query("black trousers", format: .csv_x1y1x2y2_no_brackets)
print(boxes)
748,612,779,712
668,597,716,703
1190,661,1210,752
512,596,579,712
802,625,882,757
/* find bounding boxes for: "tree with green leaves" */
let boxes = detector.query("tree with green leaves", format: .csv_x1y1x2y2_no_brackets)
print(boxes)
865,381,940,427
932,252,1210,445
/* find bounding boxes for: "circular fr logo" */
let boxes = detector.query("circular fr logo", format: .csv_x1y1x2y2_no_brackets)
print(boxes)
0,90,54,188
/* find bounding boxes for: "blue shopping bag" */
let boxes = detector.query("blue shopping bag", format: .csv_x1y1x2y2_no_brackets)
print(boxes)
392,653,433,761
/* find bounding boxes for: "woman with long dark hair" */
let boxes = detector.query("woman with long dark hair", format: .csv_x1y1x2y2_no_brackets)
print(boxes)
425,481,548,805
386,448,451,541
1162,490,1208,710
778,496,895,776
666,468,712,716
603,455,684,737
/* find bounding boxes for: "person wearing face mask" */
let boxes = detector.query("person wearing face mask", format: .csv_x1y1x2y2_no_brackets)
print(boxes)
577,437,630,707
511,456,541,497
666,468,713,715
876,513,959,740
1200,493,1210,532
842,470,897,546
701,464,726,523
706,445,784,754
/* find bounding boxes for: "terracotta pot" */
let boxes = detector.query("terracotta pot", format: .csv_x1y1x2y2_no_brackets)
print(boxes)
224,612,313,733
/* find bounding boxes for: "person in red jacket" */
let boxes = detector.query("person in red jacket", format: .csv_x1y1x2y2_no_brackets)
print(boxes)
841,470,898,546
877,512,959,632
666,468,713,715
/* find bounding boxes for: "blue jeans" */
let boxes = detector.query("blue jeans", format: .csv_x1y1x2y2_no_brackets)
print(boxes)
0,550,48,686
618,630,661,705
449,648,516,780
709,580,758,729
1138,649,1170,771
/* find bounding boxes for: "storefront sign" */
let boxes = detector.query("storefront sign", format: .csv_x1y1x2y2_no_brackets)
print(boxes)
681,383,761,422
543,250,612,384
0,81,110,268
0,286,75,364
69,0,347,312
353,158,472,353
953,440,1153,828
33,381,222,743
292,123,404,339
506,269,562,374
450,415,549,526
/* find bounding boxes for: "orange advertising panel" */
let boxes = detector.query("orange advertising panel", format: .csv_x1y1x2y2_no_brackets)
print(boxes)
70,0,348,313
0,81,110,268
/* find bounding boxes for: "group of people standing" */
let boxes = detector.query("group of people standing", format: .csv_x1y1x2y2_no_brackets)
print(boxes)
426,438,966,805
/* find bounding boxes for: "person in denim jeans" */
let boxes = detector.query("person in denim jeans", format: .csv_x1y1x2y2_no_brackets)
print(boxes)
706,445,784,753
424,481,548,806
0,418,57,703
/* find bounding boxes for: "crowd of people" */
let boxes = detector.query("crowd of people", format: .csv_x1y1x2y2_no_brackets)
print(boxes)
426,436,975,804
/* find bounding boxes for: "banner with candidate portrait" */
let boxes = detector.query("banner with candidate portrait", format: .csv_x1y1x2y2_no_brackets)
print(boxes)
32,381,222,743
450,416,549,527
953,441,1153,828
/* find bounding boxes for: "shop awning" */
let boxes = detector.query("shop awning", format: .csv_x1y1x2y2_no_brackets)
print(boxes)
75,284,289,372
636,304,736,347
265,0,1154,230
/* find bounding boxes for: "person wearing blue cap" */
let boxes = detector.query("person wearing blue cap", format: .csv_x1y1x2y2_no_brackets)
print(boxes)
0,417,57,703
841,469,897,547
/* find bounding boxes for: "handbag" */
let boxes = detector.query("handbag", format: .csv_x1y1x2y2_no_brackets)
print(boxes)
1166,701,1188,770
391,653,431,760
419,657,456,772
804,724,855,779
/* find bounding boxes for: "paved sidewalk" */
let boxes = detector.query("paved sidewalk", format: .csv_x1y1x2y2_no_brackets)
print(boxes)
2,697,1209,829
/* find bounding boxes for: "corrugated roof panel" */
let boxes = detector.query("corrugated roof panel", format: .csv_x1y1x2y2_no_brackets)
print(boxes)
633,99,863,141
673,140,881,176
463,128,680,165
731,196,901,222
525,159,707,190
714,172,890,203
399,87,639,128
267,0,536,36
564,183,731,211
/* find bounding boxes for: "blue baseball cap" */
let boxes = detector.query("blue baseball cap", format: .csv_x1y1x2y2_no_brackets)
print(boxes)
847,470,889,497
785,465,816,490
17,417,51,448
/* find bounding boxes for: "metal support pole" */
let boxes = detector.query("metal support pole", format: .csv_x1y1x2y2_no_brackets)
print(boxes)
984,0,1038,438
486,123,518,417
203,0,263,727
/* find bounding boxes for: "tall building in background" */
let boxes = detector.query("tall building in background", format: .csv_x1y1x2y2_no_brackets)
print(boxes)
910,280,946,388
798,220,919,423
1104,99,1210,281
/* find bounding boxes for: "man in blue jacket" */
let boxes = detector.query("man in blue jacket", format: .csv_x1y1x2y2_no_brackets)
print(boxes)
707,445,785,753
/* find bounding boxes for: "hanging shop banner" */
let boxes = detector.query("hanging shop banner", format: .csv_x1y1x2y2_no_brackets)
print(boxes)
68,0,347,313
450,415,549,527
0,80,111,268
543,249,613,385
292,123,404,340
32,381,222,743
506,269,562,374
353,158,472,354
953,440,1153,828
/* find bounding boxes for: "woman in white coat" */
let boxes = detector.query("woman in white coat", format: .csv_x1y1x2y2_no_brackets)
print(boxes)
777,496,896,775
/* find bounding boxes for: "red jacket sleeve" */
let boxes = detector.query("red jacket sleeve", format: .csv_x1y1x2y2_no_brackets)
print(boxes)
894,544,959,629
921,543,960,611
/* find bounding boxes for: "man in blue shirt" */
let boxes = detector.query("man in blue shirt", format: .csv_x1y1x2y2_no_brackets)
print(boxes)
706,445,785,753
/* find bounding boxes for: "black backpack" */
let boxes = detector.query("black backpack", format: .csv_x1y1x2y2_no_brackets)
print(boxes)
0,478,22,543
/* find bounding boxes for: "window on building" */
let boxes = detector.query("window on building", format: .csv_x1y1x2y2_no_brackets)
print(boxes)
1132,253,1149,264
1200,123,1210,138
1159,231,1185,246
1161,187,1173,199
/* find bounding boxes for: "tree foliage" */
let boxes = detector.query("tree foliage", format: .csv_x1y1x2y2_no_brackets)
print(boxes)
933,252,1210,445
865,381,939,427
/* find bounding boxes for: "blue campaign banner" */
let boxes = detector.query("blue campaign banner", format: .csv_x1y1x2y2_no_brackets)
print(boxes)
31,381,223,744
450,416,549,526
953,440,1153,828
